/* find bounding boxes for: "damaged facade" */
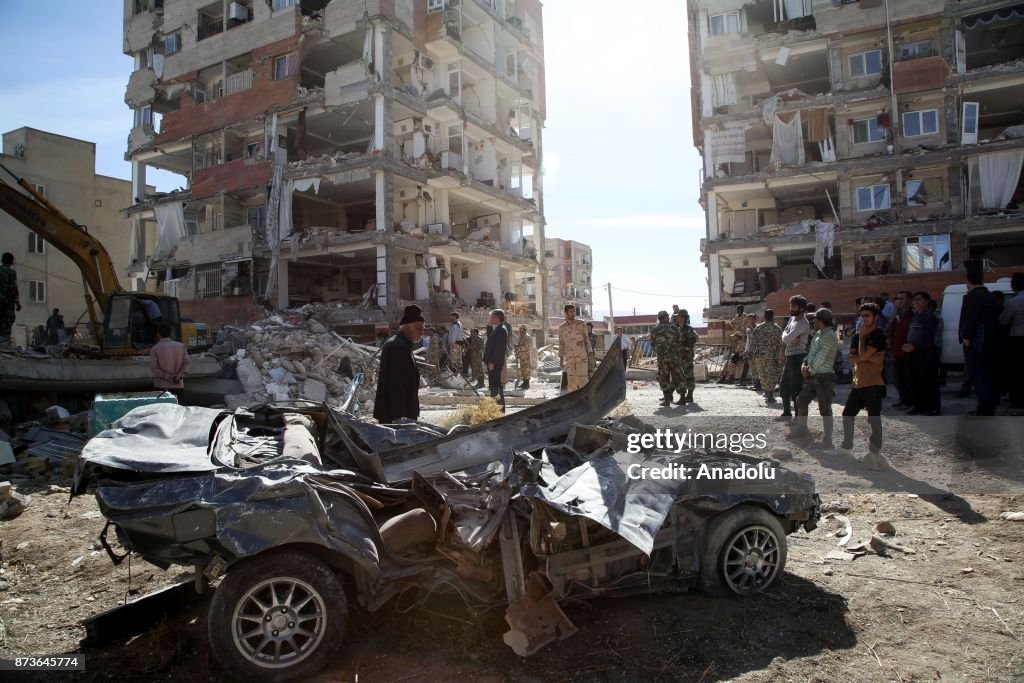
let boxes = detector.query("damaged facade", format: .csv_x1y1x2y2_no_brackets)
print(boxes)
542,237,592,319
689,0,1024,318
122,0,546,335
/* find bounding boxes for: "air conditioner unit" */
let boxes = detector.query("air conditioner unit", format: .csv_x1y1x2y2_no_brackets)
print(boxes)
228,2,247,21
418,55,434,69
476,214,500,228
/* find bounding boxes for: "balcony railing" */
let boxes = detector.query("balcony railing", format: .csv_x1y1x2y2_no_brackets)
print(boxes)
224,68,253,96
198,19,224,40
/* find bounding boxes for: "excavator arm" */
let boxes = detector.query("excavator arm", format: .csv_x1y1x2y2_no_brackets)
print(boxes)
0,163,124,341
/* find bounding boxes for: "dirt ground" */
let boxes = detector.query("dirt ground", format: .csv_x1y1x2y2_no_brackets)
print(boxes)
2,376,1023,682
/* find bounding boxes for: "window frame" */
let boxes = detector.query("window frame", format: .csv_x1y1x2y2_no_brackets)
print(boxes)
902,109,939,138
904,234,952,273
427,0,445,13
246,204,267,230
272,0,298,9
962,101,979,144
274,55,289,81
848,49,883,77
32,183,47,198
164,31,181,55
905,176,943,207
709,11,740,36
856,183,891,211
447,124,463,154
28,280,46,303
898,39,934,61
852,117,886,145
28,232,45,254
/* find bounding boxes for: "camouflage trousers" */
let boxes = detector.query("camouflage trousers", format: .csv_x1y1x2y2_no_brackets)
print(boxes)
450,343,465,375
679,355,696,392
656,354,685,393
468,353,484,382
753,357,781,390
516,352,531,381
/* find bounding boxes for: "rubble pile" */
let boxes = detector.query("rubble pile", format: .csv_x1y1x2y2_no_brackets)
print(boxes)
0,405,87,511
214,304,381,411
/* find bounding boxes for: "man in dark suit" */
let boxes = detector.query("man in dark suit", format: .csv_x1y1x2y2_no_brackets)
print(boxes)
959,263,998,415
373,305,425,423
483,308,509,400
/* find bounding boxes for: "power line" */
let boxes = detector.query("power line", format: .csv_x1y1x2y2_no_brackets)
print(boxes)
13,261,88,287
609,285,706,299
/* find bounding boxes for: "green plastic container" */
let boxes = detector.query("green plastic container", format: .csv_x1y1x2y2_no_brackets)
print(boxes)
89,391,179,436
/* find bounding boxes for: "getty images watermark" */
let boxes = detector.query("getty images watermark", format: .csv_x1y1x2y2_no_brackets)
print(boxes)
624,428,776,481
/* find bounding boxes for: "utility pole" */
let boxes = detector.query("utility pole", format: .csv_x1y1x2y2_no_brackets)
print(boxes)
606,283,615,336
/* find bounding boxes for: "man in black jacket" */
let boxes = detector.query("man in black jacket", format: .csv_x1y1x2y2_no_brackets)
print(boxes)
959,264,998,415
373,305,425,423
483,308,509,399
902,292,940,415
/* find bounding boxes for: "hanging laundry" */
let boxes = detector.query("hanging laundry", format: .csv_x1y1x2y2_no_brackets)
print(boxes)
704,125,749,178
774,0,813,21
813,221,835,271
805,108,831,142
771,111,805,167
877,110,891,129
818,137,837,162
710,73,738,110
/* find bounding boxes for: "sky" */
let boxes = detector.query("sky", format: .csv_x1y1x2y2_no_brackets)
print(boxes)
0,0,709,323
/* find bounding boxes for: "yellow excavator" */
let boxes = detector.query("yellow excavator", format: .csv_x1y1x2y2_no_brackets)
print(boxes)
0,162,207,356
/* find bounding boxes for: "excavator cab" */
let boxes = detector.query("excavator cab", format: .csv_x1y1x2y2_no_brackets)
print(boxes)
101,293,182,353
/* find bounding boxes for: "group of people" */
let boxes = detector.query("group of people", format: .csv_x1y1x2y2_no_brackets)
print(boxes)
648,306,700,407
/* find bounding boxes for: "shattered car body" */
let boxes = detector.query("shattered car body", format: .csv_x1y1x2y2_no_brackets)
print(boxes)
73,342,819,681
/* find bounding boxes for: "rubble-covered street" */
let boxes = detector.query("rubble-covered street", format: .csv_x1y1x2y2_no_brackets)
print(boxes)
1,377,1022,682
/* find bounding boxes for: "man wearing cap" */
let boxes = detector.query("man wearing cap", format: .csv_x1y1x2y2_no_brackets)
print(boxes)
650,310,685,406
374,305,424,424
789,308,839,447
676,309,700,404
558,304,595,392
448,311,466,377
514,325,535,390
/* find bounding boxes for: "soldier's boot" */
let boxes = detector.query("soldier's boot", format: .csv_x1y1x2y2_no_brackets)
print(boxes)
675,390,687,405
475,379,485,389
660,390,673,407
522,379,530,390
687,389,695,404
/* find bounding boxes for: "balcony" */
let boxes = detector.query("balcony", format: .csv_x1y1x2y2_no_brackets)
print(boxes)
198,18,224,40
223,68,253,97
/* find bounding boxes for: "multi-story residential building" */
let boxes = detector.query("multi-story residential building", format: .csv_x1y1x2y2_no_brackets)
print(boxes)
0,128,142,345
689,0,1024,319
543,237,592,318
122,0,546,333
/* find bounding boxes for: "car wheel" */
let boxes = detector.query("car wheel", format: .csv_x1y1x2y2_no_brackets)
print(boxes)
699,505,787,598
208,550,347,683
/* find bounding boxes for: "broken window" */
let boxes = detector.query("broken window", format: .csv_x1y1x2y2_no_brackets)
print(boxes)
247,205,267,231
447,124,463,154
709,11,740,35
906,177,943,206
28,280,46,303
898,40,934,61
856,184,890,211
164,32,181,55
902,109,939,137
446,61,461,99
848,49,883,77
28,233,45,254
904,234,951,272
852,117,885,144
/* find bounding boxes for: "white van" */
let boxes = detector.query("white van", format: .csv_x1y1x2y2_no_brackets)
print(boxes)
939,277,1014,367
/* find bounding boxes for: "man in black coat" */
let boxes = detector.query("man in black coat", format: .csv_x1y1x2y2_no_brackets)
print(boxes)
483,308,509,399
373,305,425,423
959,264,998,415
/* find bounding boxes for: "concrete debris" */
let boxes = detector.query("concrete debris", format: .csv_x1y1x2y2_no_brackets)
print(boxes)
999,511,1024,522
874,521,896,537
824,549,859,562
0,485,31,521
821,500,851,514
45,406,71,421
861,452,891,471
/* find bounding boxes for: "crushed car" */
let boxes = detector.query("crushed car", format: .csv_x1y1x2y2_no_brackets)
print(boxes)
72,341,819,682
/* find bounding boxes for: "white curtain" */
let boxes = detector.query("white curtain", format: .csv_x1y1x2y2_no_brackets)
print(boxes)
771,112,805,167
818,137,836,162
278,177,322,242
152,202,186,262
774,0,812,21
710,73,738,110
704,125,748,178
977,150,1024,209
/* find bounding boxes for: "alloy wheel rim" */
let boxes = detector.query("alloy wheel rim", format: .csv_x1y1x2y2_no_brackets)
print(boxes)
722,525,780,595
231,576,327,669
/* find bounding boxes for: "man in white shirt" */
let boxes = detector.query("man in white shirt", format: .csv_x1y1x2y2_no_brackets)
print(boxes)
448,311,466,377
612,331,631,367
778,295,811,421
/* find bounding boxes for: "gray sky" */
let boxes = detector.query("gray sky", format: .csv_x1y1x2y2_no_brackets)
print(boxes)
0,0,709,322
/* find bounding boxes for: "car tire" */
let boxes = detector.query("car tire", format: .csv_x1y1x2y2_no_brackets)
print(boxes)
699,505,787,598
208,550,347,683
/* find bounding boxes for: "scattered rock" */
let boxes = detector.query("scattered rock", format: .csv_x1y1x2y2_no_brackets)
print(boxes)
874,521,896,536
770,447,792,459
1000,511,1024,522
825,549,858,562
0,491,30,520
961,567,974,574
301,378,328,403
821,500,851,514
15,542,29,550
823,567,834,576
45,484,70,495
861,452,891,471
71,555,86,567
0,481,10,501
0,580,8,591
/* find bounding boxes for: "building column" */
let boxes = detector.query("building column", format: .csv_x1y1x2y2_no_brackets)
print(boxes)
131,160,147,203
709,255,722,306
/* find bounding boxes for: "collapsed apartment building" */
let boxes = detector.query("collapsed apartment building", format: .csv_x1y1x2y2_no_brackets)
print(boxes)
688,0,1024,319
123,0,546,337
542,237,592,319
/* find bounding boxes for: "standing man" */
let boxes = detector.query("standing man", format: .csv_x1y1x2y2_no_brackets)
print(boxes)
447,311,466,377
484,309,509,400
999,272,1024,408
468,327,486,389
748,309,784,402
650,310,685,407
0,253,21,344
585,322,598,359
45,308,64,345
423,327,442,379
778,296,810,421
558,304,595,392
902,292,941,416
149,322,191,397
514,325,534,390
612,330,631,367
839,302,886,456
888,291,914,409
374,305,425,423
738,313,756,386
789,308,839,447
676,309,700,405
959,264,998,415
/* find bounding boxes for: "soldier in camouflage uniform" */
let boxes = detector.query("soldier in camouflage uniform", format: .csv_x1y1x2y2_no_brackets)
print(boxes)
675,309,700,404
514,325,534,389
650,310,686,406
467,328,485,388
424,327,442,379
0,253,21,344
747,309,785,401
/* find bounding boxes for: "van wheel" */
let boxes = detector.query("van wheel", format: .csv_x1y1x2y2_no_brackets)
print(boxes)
208,550,347,682
699,506,787,598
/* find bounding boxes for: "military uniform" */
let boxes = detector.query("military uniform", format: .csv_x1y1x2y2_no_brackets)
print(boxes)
559,319,594,391
468,333,485,384
650,320,685,405
748,321,784,398
0,263,19,342
515,330,534,387
425,335,442,378
678,323,699,397
719,327,747,383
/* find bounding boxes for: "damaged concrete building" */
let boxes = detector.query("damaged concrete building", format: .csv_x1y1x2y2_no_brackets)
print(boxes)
542,237,592,319
689,0,1024,318
122,0,546,335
